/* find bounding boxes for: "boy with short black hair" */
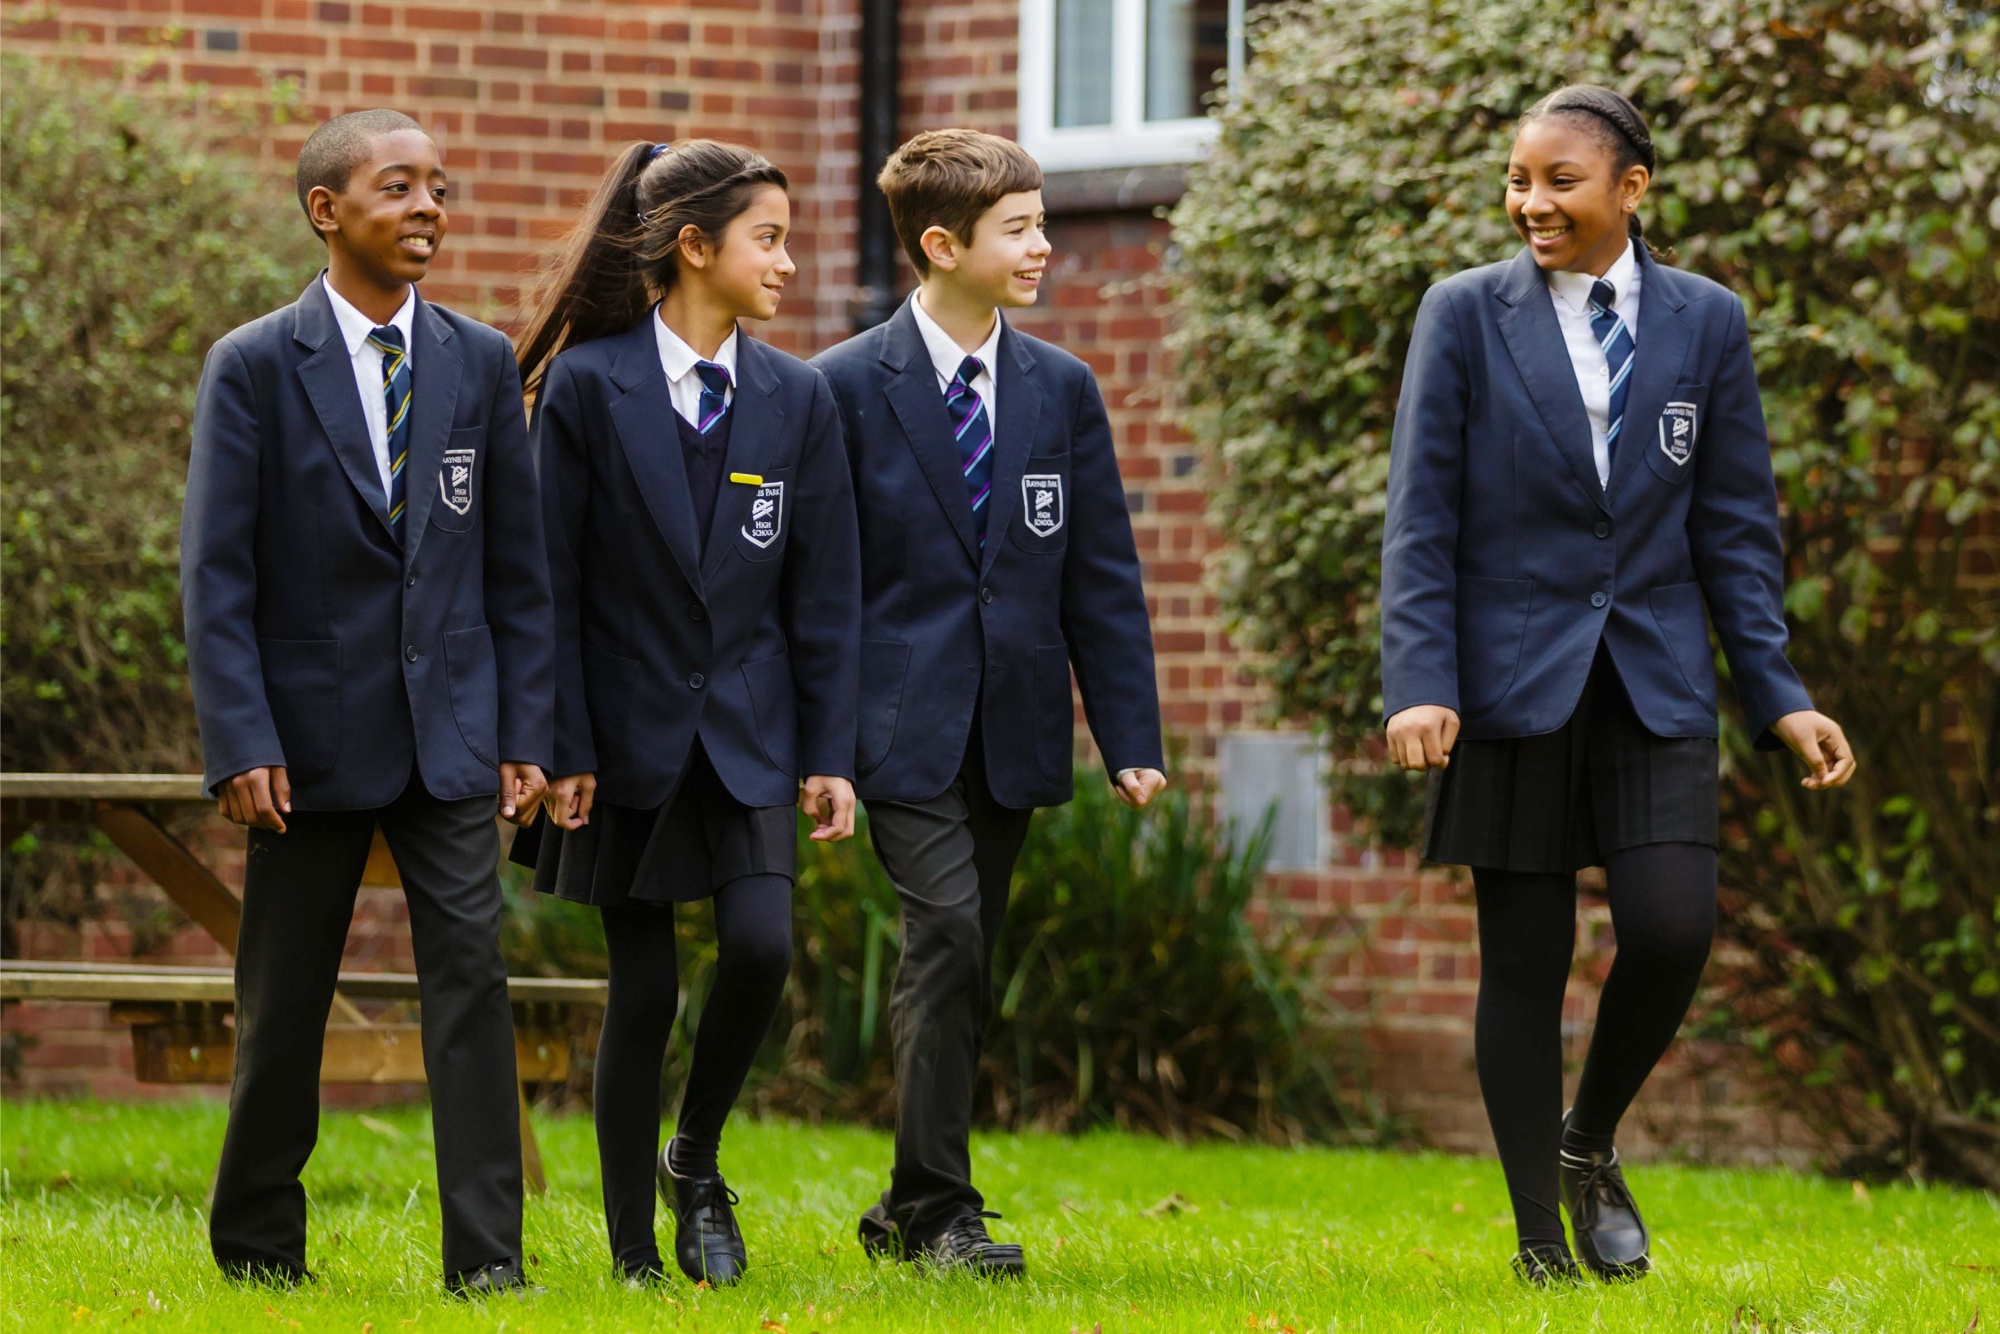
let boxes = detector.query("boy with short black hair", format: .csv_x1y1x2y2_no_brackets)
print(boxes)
182,108,552,1295
812,127,1166,1276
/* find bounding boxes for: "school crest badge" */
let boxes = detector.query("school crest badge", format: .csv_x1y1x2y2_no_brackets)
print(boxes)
1021,474,1064,538
1658,402,1698,466
742,480,785,548
440,448,476,516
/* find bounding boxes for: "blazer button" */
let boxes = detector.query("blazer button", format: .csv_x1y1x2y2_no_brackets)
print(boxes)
690,604,706,621
980,587,995,604
1593,521,1610,539
407,572,418,586
689,672,705,689
405,646,420,662
1590,592,1608,609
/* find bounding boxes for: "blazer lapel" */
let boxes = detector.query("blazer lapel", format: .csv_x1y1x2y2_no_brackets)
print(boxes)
702,333,787,584
396,294,463,570
293,278,396,542
978,321,1043,576
608,319,704,593
1493,248,1608,513
1604,251,1694,504
880,302,981,567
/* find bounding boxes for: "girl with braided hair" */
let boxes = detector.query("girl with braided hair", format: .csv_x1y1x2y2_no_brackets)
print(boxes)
511,140,862,1286
1380,85,1856,1283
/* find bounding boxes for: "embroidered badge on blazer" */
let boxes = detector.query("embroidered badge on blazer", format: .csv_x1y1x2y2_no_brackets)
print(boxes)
742,480,785,548
1659,402,1698,466
440,448,476,516
1021,474,1064,537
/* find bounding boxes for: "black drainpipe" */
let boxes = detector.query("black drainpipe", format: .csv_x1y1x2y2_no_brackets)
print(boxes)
853,0,901,332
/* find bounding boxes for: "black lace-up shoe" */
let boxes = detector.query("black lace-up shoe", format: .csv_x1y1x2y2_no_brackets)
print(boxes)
1511,1246,1583,1286
446,1257,538,1297
915,1210,1026,1278
1560,1144,1652,1279
858,1201,902,1260
659,1145,747,1285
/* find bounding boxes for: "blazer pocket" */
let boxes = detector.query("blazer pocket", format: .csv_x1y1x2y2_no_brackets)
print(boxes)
258,637,342,780
1453,576,1534,721
857,639,912,776
430,426,484,532
732,467,792,564
1008,456,1071,554
442,625,500,768
1035,643,1075,778
1643,383,1708,487
1649,581,1717,707
581,641,640,756
742,649,799,775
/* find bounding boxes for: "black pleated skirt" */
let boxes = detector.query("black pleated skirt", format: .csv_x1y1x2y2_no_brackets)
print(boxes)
1423,644,1718,874
516,739,797,906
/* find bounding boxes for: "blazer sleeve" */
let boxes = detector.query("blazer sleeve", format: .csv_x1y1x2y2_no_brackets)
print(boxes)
534,358,598,777
1687,297,1812,747
783,370,863,781
181,338,288,796
481,344,555,773
1380,282,1470,720
1060,369,1166,777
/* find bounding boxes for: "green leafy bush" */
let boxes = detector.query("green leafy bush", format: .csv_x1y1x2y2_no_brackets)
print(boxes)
1,57,320,775
503,768,1382,1144
1170,0,1998,1184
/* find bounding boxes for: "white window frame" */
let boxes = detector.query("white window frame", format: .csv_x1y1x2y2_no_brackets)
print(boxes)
1017,0,1247,173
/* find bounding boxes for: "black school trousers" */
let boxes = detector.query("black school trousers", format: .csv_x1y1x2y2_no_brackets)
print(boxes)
209,774,522,1281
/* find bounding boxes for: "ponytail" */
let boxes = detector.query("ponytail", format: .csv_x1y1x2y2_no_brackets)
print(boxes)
517,139,789,392
1520,84,1670,262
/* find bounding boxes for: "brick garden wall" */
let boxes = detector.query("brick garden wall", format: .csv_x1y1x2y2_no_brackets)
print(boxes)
1,0,1811,1162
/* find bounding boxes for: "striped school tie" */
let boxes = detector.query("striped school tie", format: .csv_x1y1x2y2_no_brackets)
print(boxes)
694,360,732,433
365,324,411,540
945,355,993,545
1588,278,1634,476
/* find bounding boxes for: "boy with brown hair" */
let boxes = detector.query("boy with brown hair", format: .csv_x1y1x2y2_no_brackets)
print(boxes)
812,128,1165,1276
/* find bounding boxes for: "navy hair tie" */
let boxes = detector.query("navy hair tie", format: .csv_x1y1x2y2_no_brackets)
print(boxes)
645,141,671,163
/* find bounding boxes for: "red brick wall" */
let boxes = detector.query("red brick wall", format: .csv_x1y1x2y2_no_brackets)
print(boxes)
1,0,1807,1162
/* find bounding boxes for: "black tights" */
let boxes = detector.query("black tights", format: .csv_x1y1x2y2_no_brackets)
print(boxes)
1472,843,1716,1253
594,875,792,1275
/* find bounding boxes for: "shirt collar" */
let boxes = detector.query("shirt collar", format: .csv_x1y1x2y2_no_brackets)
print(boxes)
654,308,738,386
1547,239,1639,314
911,290,1002,382
323,273,417,357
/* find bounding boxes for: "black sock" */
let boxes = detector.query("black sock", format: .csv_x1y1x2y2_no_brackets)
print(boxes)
667,1135,716,1180
1560,1117,1617,1161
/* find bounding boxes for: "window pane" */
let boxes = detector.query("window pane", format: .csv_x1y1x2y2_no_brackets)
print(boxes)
1054,0,1115,128
1145,0,1239,122
1219,733,1325,871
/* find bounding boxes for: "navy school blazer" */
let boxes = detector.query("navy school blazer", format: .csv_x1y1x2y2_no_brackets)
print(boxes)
811,298,1164,809
534,318,861,809
181,275,555,808
1381,245,1812,747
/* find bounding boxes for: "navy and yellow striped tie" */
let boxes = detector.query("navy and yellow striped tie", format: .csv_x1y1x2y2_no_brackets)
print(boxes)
367,324,411,540
1588,278,1634,474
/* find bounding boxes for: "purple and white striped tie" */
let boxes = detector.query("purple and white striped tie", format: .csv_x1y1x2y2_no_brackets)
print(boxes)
946,354,993,545
694,360,731,434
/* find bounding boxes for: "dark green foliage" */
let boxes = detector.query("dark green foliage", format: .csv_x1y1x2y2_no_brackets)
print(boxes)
1170,0,1998,1183
502,769,1381,1144
1,57,321,774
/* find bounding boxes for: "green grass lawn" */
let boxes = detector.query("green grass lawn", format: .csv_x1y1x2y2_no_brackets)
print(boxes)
1,1099,1991,1332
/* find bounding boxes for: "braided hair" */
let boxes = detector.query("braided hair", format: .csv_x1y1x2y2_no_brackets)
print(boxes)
516,139,788,391
1519,85,1664,258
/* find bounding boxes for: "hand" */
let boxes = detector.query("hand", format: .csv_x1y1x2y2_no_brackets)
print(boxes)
218,766,290,833
543,772,597,830
1771,710,1857,789
1114,767,1167,808
1386,705,1461,771
498,762,547,827
800,775,856,842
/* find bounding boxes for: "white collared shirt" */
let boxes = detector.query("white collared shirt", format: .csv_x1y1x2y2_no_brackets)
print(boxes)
911,290,1000,432
654,310,738,426
1546,241,1641,488
322,274,416,501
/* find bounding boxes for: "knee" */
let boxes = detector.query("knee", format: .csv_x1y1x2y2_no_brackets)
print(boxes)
724,925,793,989
1623,919,1714,977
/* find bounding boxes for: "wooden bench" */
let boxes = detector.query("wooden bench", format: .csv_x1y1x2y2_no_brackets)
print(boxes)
0,774,608,1193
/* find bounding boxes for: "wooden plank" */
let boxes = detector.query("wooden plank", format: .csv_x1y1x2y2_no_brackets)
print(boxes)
0,963,608,1007
91,802,241,953
126,1022,571,1084
1,774,209,801
518,1084,547,1196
